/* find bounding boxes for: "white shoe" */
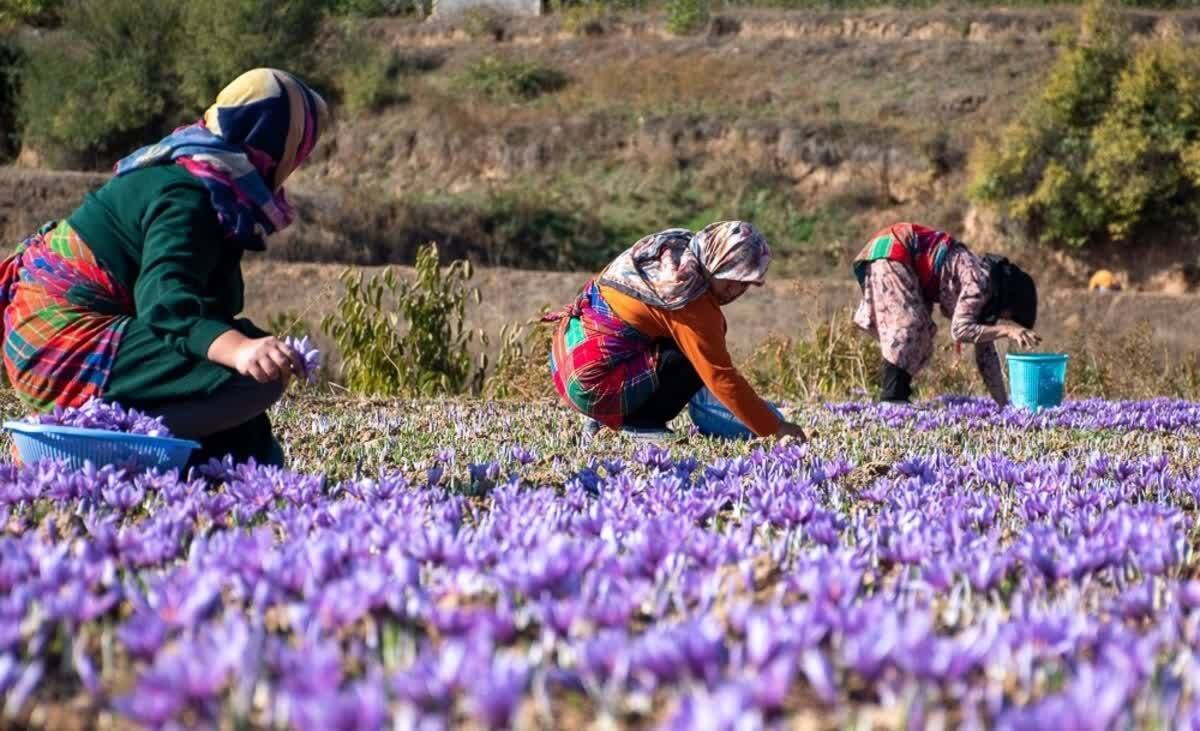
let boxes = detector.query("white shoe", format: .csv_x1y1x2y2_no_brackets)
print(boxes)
580,416,602,443
618,425,674,442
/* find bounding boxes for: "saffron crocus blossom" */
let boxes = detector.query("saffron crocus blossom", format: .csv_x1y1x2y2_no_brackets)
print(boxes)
1,398,1199,726
284,336,322,384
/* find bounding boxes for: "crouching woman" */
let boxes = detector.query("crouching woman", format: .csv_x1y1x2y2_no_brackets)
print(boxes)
546,221,808,441
852,222,1040,405
0,69,328,465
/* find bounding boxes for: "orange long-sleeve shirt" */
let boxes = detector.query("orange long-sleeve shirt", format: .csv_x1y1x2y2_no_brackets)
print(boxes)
599,284,782,437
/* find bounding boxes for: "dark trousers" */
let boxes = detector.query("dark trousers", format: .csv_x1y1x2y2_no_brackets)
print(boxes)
624,345,704,429
141,375,286,467
881,361,914,403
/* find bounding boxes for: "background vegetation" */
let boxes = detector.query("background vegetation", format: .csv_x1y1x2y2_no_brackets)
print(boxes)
968,1,1200,248
4,0,1200,268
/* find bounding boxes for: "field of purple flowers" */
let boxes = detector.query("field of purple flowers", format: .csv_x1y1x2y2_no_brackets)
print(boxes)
3,394,1200,729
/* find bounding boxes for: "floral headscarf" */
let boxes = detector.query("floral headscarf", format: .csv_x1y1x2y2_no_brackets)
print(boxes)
597,221,772,310
114,68,329,250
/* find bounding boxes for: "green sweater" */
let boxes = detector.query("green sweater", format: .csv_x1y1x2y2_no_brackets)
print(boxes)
68,164,256,359
67,165,267,406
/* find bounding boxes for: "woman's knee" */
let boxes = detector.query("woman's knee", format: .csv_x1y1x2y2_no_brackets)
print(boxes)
241,376,286,411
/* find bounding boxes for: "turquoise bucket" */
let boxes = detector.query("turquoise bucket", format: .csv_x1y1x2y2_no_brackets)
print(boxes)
1006,353,1069,411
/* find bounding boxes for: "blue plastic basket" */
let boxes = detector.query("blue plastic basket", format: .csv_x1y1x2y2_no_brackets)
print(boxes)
4,421,200,471
688,388,785,439
1006,353,1069,411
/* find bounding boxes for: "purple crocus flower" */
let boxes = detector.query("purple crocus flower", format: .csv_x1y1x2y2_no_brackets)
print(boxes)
284,336,322,384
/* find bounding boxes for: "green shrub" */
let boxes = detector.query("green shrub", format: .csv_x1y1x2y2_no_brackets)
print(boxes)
174,0,328,111
453,57,568,102
322,268,405,396
968,1,1127,247
266,310,311,338
550,0,613,35
1086,42,1200,240
0,34,22,160
484,318,555,400
666,0,709,34
18,0,183,166
0,0,63,28
330,29,405,114
328,0,427,16
460,7,508,41
16,0,332,167
744,315,883,402
968,0,1200,248
322,244,487,397
481,189,614,269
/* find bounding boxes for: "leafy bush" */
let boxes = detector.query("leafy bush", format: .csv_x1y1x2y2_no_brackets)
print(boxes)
15,0,332,167
484,318,555,400
1087,42,1200,240
327,0,427,16
666,0,709,34
744,315,883,402
329,27,405,114
0,34,22,161
18,0,183,166
460,7,508,41
453,57,568,102
480,189,615,269
968,1,1200,247
266,310,312,339
174,0,327,111
322,244,487,396
0,0,63,28
548,0,629,34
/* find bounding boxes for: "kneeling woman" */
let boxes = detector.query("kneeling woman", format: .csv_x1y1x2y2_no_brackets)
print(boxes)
547,221,808,440
853,222,1040,405
0,69,328,465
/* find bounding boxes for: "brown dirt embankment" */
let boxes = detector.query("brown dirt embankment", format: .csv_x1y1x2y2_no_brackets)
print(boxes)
240,259,1200,363
2,166,1197,360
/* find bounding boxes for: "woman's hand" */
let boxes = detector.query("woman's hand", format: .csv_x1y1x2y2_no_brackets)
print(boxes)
775,421,809,442
1004,325,1042,350
233,336,306,384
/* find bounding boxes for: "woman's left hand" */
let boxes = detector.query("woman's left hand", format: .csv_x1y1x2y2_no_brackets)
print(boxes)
1005,325,1042,350
775,421,810,442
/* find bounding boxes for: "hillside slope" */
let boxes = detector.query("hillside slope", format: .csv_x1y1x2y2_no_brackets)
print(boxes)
5,6,1200,290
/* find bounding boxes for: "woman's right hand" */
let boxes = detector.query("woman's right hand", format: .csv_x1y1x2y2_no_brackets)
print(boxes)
234,336,305,384
775,421,809,442
1005,326,1042,350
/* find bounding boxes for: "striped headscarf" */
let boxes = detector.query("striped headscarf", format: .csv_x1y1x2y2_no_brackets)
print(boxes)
114,68,329,250
597,221,772,311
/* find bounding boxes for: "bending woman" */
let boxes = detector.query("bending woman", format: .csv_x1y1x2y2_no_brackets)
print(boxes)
0,68,328,465
852,222,1040,405
547,221,808,440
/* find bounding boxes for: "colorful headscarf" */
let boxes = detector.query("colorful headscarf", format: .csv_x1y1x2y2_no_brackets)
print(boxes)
597,221,772,311
114,68,329,250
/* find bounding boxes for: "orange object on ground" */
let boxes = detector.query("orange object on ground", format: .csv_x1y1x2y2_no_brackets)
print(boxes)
1089,270,1120,291
598,284,782,437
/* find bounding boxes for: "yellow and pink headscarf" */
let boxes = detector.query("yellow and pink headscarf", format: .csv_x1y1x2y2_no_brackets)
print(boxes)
114,68,329,249
597,221,772,310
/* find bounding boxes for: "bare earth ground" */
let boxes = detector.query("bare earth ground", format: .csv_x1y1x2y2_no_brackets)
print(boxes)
241,259,1200,361
1,168,1196,359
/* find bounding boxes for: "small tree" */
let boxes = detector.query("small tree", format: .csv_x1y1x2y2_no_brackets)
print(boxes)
666,0,708,35
1087,42,1200,240
18,0,183,165
173,0,327,111
967,0,1127,247
322,244,487,397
